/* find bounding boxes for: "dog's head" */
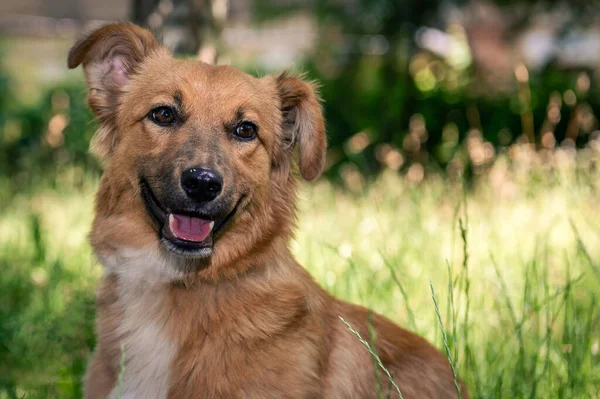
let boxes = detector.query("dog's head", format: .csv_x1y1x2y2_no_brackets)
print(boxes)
68,23,326,280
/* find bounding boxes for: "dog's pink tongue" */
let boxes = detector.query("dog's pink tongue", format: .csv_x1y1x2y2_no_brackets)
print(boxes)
168,214,214,242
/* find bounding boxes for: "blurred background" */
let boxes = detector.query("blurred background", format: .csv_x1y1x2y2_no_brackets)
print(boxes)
2,0,600,184
0,1,599,398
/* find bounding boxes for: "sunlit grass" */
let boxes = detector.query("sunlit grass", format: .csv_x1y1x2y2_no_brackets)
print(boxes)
1,155,599,398
295,163,600,398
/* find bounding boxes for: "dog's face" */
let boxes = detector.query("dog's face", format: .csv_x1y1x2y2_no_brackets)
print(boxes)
68,24,326,280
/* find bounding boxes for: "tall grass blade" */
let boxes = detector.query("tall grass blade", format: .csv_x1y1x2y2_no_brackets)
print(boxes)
116,344,126,399
339,317,404,399
570,219,600,282
367,311,384,399
429,280,463,399
380,251,417,331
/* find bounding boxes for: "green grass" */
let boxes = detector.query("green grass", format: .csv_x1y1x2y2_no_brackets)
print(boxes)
1,154,599,398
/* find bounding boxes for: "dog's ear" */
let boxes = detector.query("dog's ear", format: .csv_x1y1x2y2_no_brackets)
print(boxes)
276,73,327,181
68,23,161,160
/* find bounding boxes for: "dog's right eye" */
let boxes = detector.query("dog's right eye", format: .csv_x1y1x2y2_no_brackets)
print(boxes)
148,106,177,126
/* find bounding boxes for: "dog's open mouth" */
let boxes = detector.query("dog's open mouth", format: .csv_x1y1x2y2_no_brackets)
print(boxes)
167,214,214,242
140,179,240,258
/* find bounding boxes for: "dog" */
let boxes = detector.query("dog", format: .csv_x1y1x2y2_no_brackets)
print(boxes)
68,23,468,399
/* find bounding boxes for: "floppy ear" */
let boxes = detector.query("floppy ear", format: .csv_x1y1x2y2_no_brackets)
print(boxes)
67,23,161,160
276,73,327,181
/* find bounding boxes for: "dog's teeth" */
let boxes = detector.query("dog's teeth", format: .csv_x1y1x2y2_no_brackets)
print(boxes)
209,221,215,231
169,214,176,234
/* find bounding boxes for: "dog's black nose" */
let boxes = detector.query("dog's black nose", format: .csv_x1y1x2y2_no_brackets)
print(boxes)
180,168,223,203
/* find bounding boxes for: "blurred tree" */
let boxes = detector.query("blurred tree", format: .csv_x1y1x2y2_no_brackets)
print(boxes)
131,0,228,60
1,0,598,187
132,0,161,26
254,0,600,180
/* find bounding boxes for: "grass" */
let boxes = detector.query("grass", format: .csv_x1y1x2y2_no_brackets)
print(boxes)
0,152,599,398
430,279,463,398
340,316,404,398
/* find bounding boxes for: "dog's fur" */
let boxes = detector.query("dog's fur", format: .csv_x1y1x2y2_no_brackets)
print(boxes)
68,23,468,399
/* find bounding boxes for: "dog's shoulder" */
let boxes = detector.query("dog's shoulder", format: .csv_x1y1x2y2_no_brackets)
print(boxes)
323,300,463,399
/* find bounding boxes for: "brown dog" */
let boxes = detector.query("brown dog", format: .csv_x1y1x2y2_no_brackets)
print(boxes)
68,23,467,399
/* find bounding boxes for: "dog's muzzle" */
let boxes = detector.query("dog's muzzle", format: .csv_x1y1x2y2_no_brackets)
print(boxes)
140,179,243,259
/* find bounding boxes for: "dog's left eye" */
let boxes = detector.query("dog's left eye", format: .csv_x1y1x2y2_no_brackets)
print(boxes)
149,106,177,126
234,122,258,140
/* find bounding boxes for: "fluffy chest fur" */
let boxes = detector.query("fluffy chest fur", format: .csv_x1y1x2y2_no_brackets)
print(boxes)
107,288,174,398
90,248,329,399
99,250,177,399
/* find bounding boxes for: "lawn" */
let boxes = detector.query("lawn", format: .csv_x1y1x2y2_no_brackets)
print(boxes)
1,149,599,398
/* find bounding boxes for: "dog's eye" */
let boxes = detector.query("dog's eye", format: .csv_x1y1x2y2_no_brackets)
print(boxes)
149,106,177,126
234,122,257,140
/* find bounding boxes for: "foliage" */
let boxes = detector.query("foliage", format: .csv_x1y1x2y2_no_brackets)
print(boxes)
255,0,600,180
3,1,600,184
0,183,99,398
0,65,100,194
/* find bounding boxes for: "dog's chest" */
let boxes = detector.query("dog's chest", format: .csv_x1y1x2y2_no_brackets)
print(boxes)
100,258,323,398
108,285,174,399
